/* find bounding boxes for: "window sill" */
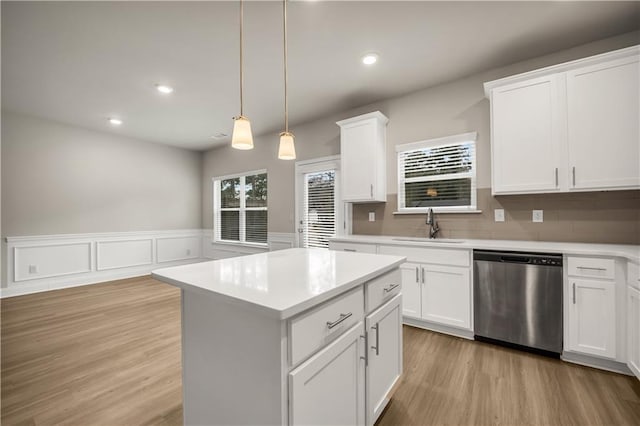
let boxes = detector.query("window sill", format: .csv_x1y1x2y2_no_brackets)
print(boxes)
211,240,269,249
393,209,483,215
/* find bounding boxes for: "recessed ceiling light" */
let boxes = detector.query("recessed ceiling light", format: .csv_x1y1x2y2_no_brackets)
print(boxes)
362,53,379,65
108,118,123,126
156,84,174,94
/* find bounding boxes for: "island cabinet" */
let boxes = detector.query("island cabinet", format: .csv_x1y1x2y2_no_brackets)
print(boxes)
152,248,405,426
485,45,639,195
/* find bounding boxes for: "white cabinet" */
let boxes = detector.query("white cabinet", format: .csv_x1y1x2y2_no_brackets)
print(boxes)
379,245,472,336
337,111,388,202
365,295,403,425
628,286,640,379
400,262,421,318
289,322,366,426
422,265,471,330
566,56,640,191
329,241,377,254
485,46,640,195
490,75,563,194
567,278,617,359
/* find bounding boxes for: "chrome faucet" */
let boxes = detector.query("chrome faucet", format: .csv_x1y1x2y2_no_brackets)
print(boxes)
426,208,440,239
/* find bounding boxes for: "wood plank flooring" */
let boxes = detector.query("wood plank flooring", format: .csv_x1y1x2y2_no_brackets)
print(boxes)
2,276,639,425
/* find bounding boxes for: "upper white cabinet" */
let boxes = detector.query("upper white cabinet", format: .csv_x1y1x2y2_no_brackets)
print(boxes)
485,46,640,195
490,75,564,194
337,111,388,202
566,56,640,191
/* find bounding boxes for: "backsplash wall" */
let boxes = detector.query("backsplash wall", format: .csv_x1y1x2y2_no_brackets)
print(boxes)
352,189,640,245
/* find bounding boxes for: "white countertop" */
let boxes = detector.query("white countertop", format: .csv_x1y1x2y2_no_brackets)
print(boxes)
331,235,640,263
152,248,405,320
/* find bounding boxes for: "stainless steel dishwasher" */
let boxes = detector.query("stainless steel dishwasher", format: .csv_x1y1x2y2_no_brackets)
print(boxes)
473,250,563,356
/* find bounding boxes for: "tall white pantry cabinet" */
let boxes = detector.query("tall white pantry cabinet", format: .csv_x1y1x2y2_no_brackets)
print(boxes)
485,45,640,195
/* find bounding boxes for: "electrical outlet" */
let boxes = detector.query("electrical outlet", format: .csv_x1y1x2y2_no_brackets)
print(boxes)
28,264,38,274
532,210,544,223
368,212,375,222
494,209,505,222
186,249,191,256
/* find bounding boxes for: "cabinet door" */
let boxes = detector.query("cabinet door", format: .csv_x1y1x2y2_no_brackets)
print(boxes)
400,262,421,318
341,120,379,202
491,75,563,194
567,56,640,191
422,265,471,330
289,322,366,426
628,286,640,379
366,295,403,426
568,279,616,359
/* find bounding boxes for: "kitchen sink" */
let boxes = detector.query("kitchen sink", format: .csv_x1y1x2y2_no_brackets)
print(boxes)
391,237,466,244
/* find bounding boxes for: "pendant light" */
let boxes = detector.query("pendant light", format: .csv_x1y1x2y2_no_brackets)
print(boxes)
231,0,254,150
278,0,296,160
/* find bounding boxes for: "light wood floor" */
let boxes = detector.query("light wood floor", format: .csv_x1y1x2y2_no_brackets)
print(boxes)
2,277,639,426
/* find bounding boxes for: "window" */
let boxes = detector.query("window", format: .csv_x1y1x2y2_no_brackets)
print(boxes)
295,156,342,249
396,132,477,213
213,170,267,245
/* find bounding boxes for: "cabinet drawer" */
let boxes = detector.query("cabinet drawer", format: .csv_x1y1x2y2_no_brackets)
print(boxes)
329,241,377,254
567,256,615,280
378,245,470,267
289,286,364,366
366,268,401,313
628,261,640,290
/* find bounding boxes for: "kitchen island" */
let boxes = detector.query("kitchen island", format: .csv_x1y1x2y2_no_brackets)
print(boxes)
152,248,405,426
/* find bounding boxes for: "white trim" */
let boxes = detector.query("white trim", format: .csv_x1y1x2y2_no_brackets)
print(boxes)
395,131,478,152
336,111,388,127
483,45,640,98
211,168,268,182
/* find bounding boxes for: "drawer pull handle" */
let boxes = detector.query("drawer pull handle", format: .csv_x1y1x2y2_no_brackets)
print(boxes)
383,283,400,293
343,248,357,252
371,323,380,356
573,283,576,304
360,334,368,366
555,167,558,187
327,312,352,329
577,266,607,271
415,267,419,282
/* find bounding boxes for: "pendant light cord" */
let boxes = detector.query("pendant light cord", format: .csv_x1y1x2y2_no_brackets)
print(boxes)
239,0,244,117
283,0,288,132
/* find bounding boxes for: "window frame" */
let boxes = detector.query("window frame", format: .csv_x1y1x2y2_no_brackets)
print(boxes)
395,132,478,214
212,169,268,247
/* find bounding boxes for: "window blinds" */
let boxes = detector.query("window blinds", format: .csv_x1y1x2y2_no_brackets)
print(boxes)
303,170,336,248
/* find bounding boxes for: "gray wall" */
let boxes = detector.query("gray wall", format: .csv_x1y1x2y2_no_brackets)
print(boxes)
202,31,640,240
2,111,202,236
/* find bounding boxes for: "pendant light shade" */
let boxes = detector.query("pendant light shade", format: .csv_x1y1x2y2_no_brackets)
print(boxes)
232,115,253,150
278,0,296,160
278,131,296,160
231,0,253,150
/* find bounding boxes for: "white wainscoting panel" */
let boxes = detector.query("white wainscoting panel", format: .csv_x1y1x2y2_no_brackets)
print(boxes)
157,236,201,263
3,230,204,298
97,239,153,271
268,232,297,251
14,242,92,282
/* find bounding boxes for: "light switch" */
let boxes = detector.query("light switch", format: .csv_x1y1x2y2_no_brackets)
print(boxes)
368,212,375,222
532,210,543,223
494,209,505,222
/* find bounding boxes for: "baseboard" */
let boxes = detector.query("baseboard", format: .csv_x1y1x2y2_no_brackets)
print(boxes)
562,351,634,376
403,316,474,340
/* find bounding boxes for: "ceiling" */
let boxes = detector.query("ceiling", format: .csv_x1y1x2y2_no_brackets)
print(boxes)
2,1,639,151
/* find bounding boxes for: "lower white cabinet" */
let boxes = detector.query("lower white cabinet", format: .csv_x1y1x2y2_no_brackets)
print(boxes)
397,259,472,333
400,262,421,318
366,295,403,425
628,286,640,379
289,322,366,426
567,278,617,359
422,265,471,329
